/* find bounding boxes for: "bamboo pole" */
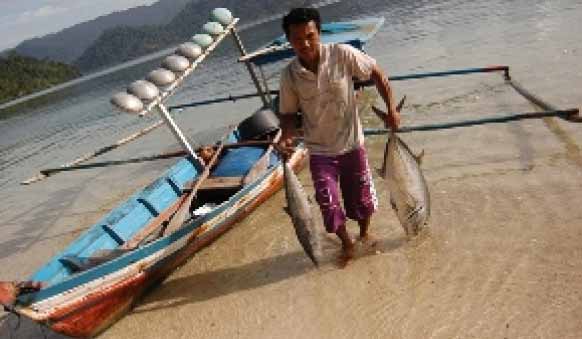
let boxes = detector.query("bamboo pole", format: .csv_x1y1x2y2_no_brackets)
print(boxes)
21,120,165,185
363,108,580,136
504,74,581,122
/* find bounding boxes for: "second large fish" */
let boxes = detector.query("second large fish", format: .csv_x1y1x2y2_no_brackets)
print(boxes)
283,160,320,267
372,105,431,237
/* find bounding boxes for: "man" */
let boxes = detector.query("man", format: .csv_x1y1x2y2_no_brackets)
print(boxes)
277,8,400,265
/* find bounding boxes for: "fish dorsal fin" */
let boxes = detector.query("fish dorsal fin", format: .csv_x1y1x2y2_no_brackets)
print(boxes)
371,105,387,121
371,94,406,122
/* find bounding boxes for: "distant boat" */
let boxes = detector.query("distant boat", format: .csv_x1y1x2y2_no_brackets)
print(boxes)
0,11,385,338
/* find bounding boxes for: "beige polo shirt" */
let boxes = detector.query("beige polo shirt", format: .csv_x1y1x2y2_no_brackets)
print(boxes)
279,43,376,155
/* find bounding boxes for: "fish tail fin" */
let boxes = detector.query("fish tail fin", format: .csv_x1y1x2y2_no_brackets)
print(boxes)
283,206,292,216
415,149,425,164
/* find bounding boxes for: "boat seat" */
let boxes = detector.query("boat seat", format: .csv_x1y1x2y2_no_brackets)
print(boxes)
198,176,243,190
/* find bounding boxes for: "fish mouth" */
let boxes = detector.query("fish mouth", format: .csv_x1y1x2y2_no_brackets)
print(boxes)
404,204,426,235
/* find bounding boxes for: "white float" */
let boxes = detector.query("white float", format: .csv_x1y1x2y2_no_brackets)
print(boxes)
111,92,144,114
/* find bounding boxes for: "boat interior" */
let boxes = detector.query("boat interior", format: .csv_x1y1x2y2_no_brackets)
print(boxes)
30,108,282,286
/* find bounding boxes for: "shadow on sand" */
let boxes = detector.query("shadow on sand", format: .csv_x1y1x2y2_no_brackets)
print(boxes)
133,236,404,315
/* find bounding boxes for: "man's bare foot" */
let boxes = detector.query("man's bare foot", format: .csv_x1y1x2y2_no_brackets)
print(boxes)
335,225,354,268
358,233,378,248
337,244,354,268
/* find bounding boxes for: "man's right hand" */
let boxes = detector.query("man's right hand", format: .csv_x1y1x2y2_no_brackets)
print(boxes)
387,106,401,130
277,114,299,159
276,136,295,159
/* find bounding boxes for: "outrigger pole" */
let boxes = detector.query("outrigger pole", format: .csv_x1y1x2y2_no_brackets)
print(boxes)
364,108,580,135
229,28,270,107
168,66,514,109
362,64,580,135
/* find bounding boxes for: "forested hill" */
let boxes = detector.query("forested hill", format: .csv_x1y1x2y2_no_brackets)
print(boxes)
13,0,191,64
75,0,310,72
0,53,80,104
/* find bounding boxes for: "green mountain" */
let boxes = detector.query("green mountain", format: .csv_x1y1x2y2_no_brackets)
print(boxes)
12,0,191,64
0,52,80,103
75,0,311,72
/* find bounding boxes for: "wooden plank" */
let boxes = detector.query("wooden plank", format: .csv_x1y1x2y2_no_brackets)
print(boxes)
163,141,226,235
198,176,243,190
238,43,291,63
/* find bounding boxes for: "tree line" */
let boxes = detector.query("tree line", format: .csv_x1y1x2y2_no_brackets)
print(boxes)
0,52,80,103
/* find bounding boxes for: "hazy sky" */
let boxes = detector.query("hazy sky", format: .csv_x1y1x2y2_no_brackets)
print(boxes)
0,0,159,51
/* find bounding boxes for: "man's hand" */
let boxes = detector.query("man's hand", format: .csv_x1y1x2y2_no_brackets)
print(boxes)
277,114,299,159
371,103,402,131
276,136,295,159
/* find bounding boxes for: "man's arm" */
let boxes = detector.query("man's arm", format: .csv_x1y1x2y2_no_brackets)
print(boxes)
369,64,401,129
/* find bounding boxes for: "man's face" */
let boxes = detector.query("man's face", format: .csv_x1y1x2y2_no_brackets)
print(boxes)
287,21,321,65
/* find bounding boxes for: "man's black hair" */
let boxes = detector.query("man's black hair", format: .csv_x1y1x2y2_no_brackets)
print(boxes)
282,8,321,38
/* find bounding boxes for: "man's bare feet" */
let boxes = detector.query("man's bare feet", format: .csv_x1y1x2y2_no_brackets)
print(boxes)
358,217,379,249
336,225,354,268
337,241,355,268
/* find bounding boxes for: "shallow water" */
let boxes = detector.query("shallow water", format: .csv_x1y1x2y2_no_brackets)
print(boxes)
1,0,582,338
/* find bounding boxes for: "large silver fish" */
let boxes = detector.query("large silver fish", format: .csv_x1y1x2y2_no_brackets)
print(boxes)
372,103,431,237
283,160,320,267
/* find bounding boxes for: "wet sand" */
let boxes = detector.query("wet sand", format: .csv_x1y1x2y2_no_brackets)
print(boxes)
2,89,582,338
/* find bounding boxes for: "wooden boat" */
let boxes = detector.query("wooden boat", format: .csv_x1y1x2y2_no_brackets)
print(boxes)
0,10,386,338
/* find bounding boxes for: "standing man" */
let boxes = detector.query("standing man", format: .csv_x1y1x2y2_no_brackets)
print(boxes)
277,8,400,265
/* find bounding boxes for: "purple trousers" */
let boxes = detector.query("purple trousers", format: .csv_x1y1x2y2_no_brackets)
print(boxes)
309,146,378,234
